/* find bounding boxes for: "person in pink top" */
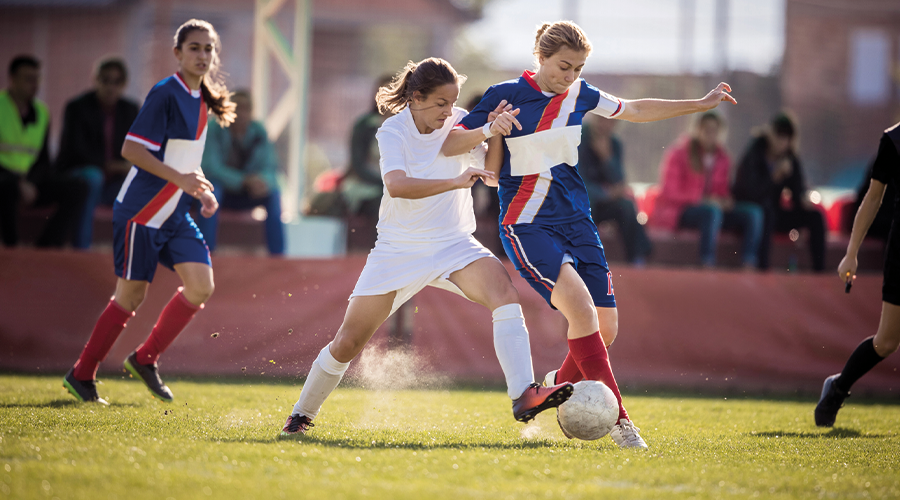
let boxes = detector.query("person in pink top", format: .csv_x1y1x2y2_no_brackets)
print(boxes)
652,112,762,267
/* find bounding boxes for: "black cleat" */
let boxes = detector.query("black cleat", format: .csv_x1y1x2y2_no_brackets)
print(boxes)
124,352,174,402
512,382,574,423
815,373,849,427
63,369,108,405
280,414,314,437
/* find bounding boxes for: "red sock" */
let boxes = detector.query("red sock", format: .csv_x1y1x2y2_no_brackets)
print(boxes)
73,298,135,380
568,332,629,422
134,288,203,365
556,352,584,384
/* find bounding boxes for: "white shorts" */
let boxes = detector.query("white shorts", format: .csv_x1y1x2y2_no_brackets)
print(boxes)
351,235,497,316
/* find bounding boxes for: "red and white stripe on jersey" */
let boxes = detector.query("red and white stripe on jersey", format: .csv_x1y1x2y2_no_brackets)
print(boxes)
125,133,161,151
502,224,555,291
501,83,583,225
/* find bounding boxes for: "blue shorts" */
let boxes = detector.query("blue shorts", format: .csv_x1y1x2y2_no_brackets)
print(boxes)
113,213,211,282
500,218,616,309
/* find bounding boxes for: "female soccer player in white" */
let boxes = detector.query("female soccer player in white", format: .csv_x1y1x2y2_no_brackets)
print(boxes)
443,21,737,448
281,58,574,436
63,19,233,404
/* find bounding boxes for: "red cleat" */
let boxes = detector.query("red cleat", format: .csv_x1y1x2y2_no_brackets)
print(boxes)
512,382,574,423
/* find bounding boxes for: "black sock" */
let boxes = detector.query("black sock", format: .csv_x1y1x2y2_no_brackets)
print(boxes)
834,337,885,393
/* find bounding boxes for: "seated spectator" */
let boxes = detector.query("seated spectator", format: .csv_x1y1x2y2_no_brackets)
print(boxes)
653,112,763,267
56,57,139,249
0,55,87,248
197,90,284,255
340,74,394,218
578,114,652,264
733,112,826,272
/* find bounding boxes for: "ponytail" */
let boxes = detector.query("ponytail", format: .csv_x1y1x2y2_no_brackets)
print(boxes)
375,58,466,115
174,19,236,126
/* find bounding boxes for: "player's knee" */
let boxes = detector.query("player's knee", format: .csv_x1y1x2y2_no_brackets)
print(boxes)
489,283,519,310
874,336,900,356
331,330,366,361
185,281,214,304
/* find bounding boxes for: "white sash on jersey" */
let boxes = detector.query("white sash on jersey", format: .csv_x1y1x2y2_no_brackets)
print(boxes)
504,125,582,177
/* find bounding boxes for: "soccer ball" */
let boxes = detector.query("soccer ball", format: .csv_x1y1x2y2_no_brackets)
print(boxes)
557,380,618,440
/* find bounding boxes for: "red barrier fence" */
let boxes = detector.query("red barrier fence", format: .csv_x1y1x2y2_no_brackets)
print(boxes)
1,248,897,395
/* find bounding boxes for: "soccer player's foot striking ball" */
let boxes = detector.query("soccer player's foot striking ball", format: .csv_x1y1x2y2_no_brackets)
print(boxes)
63,369,109,405
542,370,558,387
124,352,174,402
280,414,314,437
815,373,849,427
610,419,648,449
512,382,574,423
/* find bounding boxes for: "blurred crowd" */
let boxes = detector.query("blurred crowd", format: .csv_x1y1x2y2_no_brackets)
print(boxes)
0,54,882,270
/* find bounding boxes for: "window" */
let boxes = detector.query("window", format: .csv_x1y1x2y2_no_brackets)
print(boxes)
849,29,890,105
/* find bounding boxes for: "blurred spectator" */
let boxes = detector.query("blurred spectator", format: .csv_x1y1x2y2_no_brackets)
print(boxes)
578,114,651,264
733,112,826,272
653,112,763,267
197,90,284,255
0,55,87,248
56,57,139,249
340,74,394,218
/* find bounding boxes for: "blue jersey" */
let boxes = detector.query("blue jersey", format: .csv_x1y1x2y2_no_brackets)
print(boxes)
116,73,209,229
457,71,623,226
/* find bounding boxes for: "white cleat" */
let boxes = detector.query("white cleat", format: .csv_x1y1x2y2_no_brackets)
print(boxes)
542,370,558,387
610,418,648,449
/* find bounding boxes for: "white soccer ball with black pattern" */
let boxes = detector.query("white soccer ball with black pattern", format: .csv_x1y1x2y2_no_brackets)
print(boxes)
557,380,619,440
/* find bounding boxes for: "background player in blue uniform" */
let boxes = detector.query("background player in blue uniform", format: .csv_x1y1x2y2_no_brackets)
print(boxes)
815,122,900,427
443,21,736,448
63,19,235,404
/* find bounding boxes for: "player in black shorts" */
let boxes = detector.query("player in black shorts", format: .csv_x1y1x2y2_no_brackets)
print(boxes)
815,122,900,427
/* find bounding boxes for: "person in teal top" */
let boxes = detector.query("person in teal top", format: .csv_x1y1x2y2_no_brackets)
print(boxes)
197,90,284,254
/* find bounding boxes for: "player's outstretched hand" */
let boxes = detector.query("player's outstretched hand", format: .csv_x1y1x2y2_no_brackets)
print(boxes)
455,167,496,189
700,82,737,110
199,190,219,218
837,254,857,286
177,171,215,199
490,109,522,137
487,100,514,123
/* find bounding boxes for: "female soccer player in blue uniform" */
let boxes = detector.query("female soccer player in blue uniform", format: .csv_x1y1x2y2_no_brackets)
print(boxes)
815,122,900,427
443,21,736,448
63,19,235,404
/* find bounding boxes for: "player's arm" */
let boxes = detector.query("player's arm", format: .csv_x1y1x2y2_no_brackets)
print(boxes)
614,83,737,123
442,100,521,157
122,140,213,198
482,136,503,188
839,179,886,281
384,169,495,200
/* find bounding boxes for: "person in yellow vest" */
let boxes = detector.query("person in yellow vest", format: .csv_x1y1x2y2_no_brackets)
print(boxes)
0,55,87,247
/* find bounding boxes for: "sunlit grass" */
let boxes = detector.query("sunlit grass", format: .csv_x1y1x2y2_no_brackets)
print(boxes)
0,374,898,499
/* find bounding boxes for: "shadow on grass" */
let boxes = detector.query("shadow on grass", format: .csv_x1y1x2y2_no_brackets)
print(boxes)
748,428,888,439
0,399,139,409
213,434,572,450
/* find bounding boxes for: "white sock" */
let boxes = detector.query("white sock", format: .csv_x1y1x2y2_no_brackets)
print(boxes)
492,303,535,400
292,342,350,419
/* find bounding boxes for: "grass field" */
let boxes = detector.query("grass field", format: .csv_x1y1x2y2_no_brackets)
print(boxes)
0,374,898,500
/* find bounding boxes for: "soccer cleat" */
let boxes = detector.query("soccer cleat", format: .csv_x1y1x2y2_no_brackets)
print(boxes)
512,382,574,423
280,414,314,437
124,352,174,402
542,370,558,387
610,418,648,449
815,373,849,427
63,369,109,405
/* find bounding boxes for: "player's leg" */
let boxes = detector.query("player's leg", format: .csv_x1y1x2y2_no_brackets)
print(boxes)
448,256,574,422
65,277,147,403
282,293,395,436
816,301,900,426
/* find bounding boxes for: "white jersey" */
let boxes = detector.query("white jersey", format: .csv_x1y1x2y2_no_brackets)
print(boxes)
375,106,486,244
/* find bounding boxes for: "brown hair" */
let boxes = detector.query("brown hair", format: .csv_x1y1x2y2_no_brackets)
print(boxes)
375,58,466,115
688,111,724,172
534,21,592,62
174,19,235,126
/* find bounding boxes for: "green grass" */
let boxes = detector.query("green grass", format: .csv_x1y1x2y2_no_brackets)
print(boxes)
0,374,898,500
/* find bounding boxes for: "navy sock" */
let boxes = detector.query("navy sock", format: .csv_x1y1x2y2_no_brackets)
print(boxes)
834,337,885,393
